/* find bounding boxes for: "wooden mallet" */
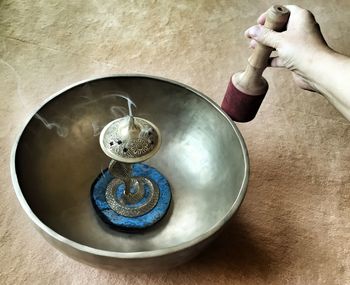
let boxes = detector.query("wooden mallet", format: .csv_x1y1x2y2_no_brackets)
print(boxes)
221,5,290,122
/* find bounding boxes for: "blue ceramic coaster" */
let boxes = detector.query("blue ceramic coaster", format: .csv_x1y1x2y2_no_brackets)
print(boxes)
91,163,171,231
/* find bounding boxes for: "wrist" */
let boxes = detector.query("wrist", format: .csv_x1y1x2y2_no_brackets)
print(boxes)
301,46,336,95
307,47,350,116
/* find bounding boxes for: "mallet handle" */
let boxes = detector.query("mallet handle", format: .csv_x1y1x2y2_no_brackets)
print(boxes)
234,5,290,95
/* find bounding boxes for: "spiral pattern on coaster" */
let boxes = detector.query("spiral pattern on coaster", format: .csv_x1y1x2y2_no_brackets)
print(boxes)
105,177,160,217
122,179,145,204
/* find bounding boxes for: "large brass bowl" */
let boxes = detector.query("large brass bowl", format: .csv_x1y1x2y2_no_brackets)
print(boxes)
11,75,249,271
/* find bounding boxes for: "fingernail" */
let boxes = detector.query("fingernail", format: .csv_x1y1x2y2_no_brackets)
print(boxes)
248,39,255,49
248,26,260,38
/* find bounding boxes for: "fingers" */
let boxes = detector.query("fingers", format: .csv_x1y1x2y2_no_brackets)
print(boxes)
283,4,303,14
248,40,285,68
257,12,266,25
245,25,282,49
269,56,284,68
244,25,261,39
249,39,257,49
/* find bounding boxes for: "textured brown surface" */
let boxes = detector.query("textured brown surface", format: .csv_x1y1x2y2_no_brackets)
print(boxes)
1,0,349,284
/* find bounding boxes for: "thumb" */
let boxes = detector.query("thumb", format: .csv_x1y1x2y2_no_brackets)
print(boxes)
246,25,282,49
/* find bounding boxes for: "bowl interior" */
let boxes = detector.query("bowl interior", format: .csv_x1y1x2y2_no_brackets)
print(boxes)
14,76,247,253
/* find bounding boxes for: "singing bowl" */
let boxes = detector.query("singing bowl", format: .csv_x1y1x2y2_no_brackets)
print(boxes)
11,75,249,271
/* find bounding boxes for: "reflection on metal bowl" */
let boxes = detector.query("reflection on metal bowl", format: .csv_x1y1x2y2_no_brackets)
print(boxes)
11,75,249,271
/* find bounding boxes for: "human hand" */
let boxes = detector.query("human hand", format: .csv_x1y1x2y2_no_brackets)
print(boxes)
245,5,331,92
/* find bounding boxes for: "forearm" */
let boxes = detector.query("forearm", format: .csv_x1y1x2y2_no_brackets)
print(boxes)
309,49,350,120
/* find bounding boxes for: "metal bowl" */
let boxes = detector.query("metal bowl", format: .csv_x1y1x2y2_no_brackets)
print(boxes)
11,75,249,271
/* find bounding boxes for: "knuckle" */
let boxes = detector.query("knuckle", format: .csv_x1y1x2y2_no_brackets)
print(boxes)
262,30,279,47
301,9,315,20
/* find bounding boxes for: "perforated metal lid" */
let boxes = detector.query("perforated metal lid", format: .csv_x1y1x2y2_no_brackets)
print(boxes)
100,115,161,163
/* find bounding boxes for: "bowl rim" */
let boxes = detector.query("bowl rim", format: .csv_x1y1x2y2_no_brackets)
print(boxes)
10,73,249,259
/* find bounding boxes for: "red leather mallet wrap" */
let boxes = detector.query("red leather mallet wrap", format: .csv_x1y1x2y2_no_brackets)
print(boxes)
221,5,290,122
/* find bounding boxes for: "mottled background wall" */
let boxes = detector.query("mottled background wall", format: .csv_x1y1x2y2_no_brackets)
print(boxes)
0,0,349,284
